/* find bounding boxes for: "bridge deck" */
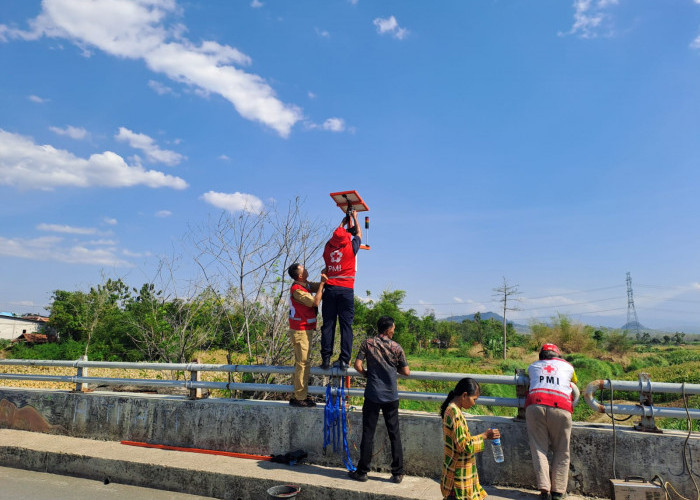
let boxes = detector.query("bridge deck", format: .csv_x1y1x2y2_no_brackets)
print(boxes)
0,429,598,499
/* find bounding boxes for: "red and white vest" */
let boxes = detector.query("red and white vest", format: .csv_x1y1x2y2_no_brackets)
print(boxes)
526,358,576,413
323,227,356,289
288,283,318,331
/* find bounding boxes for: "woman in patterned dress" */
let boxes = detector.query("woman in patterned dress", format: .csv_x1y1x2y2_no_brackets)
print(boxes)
440,378,500,500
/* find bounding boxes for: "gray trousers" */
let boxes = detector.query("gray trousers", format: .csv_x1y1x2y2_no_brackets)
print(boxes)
526,404,572,493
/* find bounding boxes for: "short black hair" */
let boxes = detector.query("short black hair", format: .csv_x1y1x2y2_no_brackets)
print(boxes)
539,350,559,360
287,263,302,280
377,316,394,335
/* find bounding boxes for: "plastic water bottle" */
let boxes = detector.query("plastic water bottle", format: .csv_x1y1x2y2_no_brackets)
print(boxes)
491,430,504,463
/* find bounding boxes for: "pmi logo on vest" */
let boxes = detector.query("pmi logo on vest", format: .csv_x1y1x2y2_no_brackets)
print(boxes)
329,250,343,267
539,363,561,385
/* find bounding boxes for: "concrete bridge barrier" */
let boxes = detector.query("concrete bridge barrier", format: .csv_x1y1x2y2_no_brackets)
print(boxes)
0,387,697,498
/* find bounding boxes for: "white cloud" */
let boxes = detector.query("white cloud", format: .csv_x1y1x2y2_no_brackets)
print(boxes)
322,117,346,132
148,79,176,95
561,0,619,39
122,248,151,257
37,223,97,235
0,235,132,267
373,16,409,40
28,95,48,103
1,0,301,137
305,117,349,133
308,91,316,99
315,28,330,38
103,217,118,225
155,209,172,217
201,190,264,214
453,297,464,303
251,0,263,8
115,127,185,166
0,129,188,190
49,125,88,140
87,239,117,246
218,154,231,161
9,300,37,307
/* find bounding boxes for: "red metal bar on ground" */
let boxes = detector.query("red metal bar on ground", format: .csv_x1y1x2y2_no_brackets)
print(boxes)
121,440,272,461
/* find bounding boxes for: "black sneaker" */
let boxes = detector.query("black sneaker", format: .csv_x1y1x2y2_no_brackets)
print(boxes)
540,492,552,500
332,359,349,370
390,474,404,484
348,470,368,482
551,493,565,500
290,398,315,408
320,358,331,370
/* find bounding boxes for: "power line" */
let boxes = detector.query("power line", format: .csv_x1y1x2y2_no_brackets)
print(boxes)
517,296,621,312
525,285,624,300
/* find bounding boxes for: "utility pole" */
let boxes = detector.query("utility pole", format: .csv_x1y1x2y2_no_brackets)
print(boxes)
492,277,521,360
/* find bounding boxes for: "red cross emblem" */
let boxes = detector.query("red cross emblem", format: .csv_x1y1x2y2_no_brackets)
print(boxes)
543,364,556,374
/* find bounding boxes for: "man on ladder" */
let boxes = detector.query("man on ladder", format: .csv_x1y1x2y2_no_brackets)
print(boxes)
320,209,362,370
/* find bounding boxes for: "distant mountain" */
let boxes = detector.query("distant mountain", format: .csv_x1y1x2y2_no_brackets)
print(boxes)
445,312,530,333
620,320,647,331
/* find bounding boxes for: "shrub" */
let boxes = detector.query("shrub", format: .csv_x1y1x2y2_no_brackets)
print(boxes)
605,331,633,355
530,314,596,354
663,349,700,365
9,339,87,360
625,355,669,373
567,354,623,381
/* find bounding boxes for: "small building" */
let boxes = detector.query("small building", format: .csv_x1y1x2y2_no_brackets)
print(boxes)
12,333,49,344
0,314,49,341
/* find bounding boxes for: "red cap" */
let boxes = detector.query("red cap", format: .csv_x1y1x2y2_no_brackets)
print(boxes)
540,343,561,355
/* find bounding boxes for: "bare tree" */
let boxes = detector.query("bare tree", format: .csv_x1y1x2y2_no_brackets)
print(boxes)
492,277,521,360
192,197,327,396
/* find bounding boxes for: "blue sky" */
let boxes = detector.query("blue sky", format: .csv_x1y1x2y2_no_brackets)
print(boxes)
2,0,700,332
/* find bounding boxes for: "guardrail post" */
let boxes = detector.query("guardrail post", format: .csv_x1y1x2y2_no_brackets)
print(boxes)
189,359,202,400
634,372,661,433
75,355,88,392
515,369,527,420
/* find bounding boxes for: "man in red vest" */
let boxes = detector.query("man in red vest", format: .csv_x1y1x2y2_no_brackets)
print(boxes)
288,263,327,407
525,343,578,500
320,210,362,370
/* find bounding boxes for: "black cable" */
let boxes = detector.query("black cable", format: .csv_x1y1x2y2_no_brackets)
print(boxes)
681,383,700,494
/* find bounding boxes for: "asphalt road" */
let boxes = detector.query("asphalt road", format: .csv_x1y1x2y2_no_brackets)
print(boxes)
0,466,213,500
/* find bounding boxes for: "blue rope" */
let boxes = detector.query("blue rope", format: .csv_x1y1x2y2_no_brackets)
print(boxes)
323,383,336,452
322,376,356,471
340,378,356,472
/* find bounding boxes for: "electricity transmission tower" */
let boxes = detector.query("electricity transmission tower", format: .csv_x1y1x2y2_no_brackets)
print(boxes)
625,272,641,339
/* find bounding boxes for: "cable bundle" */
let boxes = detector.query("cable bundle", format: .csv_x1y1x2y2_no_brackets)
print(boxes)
323,376,356,472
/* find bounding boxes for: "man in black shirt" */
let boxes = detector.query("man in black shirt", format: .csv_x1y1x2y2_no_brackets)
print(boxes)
348,316,410,484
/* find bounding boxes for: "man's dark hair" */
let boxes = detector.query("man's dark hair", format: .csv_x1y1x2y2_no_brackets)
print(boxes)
287,263,302,280
539,350,559,361
377,316,394,335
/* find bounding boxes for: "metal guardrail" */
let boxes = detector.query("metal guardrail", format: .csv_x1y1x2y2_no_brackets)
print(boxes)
0,358,570,412
584,374,700,431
